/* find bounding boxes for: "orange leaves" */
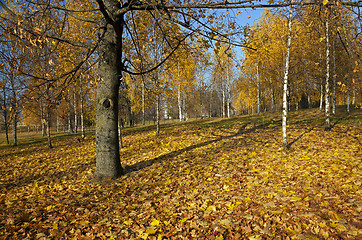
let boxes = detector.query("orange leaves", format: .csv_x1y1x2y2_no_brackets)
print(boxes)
1,109,361,238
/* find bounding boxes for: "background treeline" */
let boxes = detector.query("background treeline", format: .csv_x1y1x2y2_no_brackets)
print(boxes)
0,2,360,144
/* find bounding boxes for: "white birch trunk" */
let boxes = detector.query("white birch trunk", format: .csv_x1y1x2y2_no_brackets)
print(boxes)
222,87,225,118
74,91,78,133
80,82,85,138
282,1,293,150
319,85,323,112
142,81,145,125
156,95,160,136
257,63,260,114
332,40,336,115
325,15,331,130
347,87,350,113
178,84,182,121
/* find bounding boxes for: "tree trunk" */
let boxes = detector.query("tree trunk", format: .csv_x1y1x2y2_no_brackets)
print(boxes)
80,81,85,138
74,90,78,133
319,84,323,112
347,87,350,113
156,94,160,137
178,84,182,121
282,1,293,150
13,106,17,146
222,86,225,118
46,104,52,148
325,14,331,130
142,80,145,125
93,17,124,181
257,63,260,114
67,93,73,134
40,100,46,137
332,39,336,115
2,88,9,144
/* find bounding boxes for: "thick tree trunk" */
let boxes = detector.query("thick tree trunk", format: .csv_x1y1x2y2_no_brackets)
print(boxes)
325,15,331,130
93,18,124,180
282,1,293,150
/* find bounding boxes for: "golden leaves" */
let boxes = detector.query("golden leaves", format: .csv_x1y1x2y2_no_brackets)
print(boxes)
1,109,361,238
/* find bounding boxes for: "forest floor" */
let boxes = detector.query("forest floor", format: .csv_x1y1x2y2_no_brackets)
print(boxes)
0,107,361,239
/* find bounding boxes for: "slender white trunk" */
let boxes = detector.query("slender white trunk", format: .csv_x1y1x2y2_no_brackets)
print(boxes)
222,87,225,118
156,95,160,136
257,63,260,114
56,109,59,132
332,40,336,115
74,91,78,133
80,82,85,138
282,1,293,150
178,84,182,121
325,15,331,130
352,80,356,105
227,64,230,118
319,84,323,112
142,81,145,125
347,87,350,113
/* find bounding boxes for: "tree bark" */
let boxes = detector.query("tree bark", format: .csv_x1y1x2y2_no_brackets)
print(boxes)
325,14,331,130
178,83,182,121
256,63,260,114
93,16,124,180
80,79,85,138
347,86,350,113
282,0,293,150
142,80,145,125
332,39,336,115
2,86,10,144
46,104,52,148
156,94,160,136
74,90,78,133
319,84,323,112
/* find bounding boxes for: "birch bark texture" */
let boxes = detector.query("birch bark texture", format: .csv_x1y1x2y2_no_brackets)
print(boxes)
282,1,293,150
325,12,331,130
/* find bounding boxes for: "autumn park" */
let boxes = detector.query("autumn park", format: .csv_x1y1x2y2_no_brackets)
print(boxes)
0,0,361,239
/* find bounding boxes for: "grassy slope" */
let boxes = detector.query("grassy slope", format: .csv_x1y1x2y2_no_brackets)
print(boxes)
0,107,361,239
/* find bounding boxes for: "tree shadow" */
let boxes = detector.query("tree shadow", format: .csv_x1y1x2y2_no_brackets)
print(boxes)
0,162,93,191
123,119,281,174
288,128,313,148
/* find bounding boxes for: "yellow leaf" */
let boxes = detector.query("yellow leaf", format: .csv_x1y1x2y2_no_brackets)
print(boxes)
123,219,133,226
323,0,329,5
52,222,58,230
146,227,156,235
290,196,302,202
216,235,224,240
150,219,160,226
206,205,217,212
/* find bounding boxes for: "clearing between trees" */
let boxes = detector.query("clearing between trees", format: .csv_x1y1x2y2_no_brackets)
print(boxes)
0,107,361,239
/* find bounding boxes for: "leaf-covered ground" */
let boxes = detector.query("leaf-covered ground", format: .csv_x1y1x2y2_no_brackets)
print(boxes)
0,108,361,239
